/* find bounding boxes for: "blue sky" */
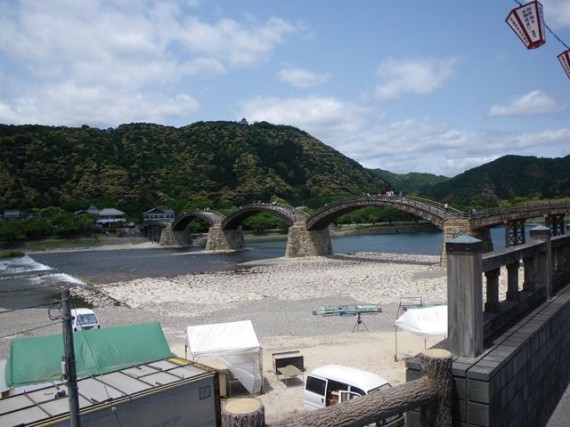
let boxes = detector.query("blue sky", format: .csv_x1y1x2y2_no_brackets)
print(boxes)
1,0,569,177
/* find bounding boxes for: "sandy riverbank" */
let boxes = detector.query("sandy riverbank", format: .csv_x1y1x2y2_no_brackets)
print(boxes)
2,251,515,423
74,252,448,422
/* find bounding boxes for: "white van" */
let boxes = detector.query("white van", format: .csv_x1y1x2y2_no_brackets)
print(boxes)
71,308,100,332
304,364,404,427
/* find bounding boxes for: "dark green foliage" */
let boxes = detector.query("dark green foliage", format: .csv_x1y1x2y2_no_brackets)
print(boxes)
242,212,289,233
425,155,570,209
369,169,450,195
335,206,419,225
0,122,389,215
0,221,25,243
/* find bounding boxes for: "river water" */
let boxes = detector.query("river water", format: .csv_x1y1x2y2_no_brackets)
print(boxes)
0,228,509,310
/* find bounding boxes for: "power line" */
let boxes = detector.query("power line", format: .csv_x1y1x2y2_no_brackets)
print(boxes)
545,23,570,51
0,302,55,315
0,321,61,339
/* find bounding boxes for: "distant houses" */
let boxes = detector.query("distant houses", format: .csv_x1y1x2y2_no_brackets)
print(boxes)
2,206,175,228
95,208,126,227
74,205,100,216
143,208,175,222
1,209,21,221
1,209,39,221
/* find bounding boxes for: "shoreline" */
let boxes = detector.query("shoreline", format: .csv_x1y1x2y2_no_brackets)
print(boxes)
9,221,440,255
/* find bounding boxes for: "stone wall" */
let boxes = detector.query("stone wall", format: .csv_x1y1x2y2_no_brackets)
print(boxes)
205,225,245,250
406,284,570,426
159,225,191,247
284,222,333,257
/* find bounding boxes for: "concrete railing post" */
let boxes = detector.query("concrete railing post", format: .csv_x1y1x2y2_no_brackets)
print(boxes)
446,235,483,358
484,268,501,313
506,261,520,301
530,225,552,299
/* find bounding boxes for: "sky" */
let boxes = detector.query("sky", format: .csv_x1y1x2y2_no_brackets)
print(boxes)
1,0,569,177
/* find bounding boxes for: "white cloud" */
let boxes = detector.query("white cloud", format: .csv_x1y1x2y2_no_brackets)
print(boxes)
543,0,570,28
0,0,302,126
183,58,227,76
240,96,369,142
374,57,458,100
3,80,199,128
488,91,566,117
240,95,570,177
278,67,329,88
178,16,299,68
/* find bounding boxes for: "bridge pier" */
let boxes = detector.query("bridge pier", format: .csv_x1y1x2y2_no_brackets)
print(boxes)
505,219,526,247
140,223,164,243
205,225,245,251
285,222,333,257
159,224,192,247
545,213,566,236
441,219,492,264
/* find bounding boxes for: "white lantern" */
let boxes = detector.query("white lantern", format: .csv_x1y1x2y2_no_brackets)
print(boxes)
505,1,546,49
559,50,570,80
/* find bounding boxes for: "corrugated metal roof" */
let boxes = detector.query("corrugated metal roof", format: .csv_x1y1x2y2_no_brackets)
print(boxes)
0,358,217,427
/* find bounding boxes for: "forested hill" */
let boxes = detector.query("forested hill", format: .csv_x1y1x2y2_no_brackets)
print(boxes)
369,169,450,195
0,121,389,215
425,154,570,209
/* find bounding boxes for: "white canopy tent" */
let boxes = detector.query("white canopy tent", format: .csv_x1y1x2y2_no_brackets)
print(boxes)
394,305,447,361
185,320,262,394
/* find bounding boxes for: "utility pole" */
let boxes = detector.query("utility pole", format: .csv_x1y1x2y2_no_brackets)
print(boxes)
62,289,81,427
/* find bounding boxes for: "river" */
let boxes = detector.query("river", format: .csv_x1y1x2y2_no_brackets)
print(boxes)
0,228,510,310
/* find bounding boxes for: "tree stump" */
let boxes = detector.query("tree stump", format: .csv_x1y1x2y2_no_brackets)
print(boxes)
222,398,265,427
420,348,453,427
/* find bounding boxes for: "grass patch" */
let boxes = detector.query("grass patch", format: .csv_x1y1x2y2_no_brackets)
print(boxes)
0,249,25,258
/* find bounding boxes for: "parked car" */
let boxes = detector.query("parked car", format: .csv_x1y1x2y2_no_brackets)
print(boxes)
304,364,404,427
71,308,100,332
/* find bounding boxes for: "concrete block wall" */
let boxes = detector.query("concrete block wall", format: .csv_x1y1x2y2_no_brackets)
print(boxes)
406,284,570,426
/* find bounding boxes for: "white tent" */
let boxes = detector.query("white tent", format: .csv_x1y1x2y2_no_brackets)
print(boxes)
185,320,262,394
394,305,447,361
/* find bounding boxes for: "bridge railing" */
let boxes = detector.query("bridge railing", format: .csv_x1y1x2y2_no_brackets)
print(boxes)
477,231,570,339
469,199,570,220
309,194,453,217
230,202,309,222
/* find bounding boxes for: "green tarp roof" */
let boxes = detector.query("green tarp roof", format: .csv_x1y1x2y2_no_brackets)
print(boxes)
5,322,173,387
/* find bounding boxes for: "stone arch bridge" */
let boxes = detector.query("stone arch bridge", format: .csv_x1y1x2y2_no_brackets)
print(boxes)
145,196,570,261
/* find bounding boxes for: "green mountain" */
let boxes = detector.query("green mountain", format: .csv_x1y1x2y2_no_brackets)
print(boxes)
0,121,390,216
369,169,450,196
425,154,570,209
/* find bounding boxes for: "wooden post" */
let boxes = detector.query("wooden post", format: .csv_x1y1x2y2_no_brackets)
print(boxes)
446,235,483,357
222,398,265,427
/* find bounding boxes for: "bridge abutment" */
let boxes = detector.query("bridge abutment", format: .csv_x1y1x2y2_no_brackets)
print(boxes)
285,222,333,257
205,225,245,251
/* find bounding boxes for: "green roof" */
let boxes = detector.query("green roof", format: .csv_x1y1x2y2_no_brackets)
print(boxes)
5,322,173,387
